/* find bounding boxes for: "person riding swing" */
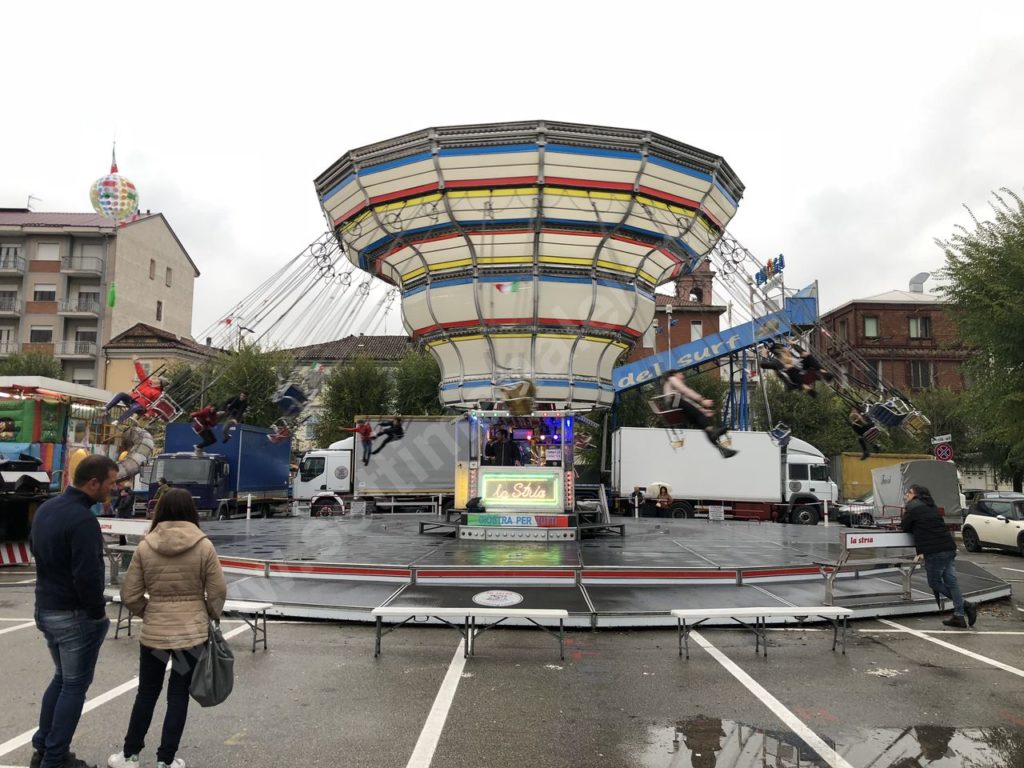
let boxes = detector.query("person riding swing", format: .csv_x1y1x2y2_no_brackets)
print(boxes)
659,372,738,459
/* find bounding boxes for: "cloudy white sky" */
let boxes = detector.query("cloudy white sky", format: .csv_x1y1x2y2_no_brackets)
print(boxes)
3,1,1021,338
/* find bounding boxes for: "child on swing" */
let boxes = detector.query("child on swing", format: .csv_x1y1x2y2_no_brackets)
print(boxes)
661,372,738,459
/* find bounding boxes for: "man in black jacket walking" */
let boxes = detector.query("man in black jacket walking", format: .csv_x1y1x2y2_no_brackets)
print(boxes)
30,454,119,768
901,484,976,628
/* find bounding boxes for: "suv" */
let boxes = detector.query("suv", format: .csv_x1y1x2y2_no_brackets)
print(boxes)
961,497,1024,555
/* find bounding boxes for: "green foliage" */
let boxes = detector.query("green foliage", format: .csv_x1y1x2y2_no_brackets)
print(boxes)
751,379,853,457
394,351,444,415
313,356,394,446
162,343,294,428
0,351,64,379
937,188,1024,483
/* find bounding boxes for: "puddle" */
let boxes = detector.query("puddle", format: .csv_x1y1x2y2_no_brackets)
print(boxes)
635,718,1024,767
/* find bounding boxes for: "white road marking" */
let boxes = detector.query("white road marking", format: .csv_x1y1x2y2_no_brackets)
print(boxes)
1001,566,1024,573
690,630,856,768
0,622,34,636
405,641,468,768
0,619,34,622
879,619,1024,678
863,629,1024,635
0,579,36,585
0,624,250,760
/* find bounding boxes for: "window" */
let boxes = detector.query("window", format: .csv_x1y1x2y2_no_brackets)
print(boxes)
77,291,100,310
838,319,848,340
0,244,22,265
29,326,53,343
0,289,17,311
165,267,172,287
788,464,809,481
909,316,931,339
149,259,156,280
863,316,879,338
909,360,934,389
810,465,830,482
690,320,703,342
71,366,95,386
33,283,56,301
75,329,97,344
35,243,60,261
984,501,1013,519
81,243,104,260
300,456,325,483
156,300,163,321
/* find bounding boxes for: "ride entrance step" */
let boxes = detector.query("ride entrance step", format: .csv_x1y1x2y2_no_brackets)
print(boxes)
459,526,577,541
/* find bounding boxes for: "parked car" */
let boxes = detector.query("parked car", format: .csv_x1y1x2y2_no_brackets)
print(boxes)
832,492,875,527
961,497,1024,555
960,491,1024,522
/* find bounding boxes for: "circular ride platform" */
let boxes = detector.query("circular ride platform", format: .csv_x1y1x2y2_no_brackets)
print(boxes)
206,515,1010,628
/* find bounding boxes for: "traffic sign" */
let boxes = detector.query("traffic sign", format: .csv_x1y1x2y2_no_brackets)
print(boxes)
931,434,952,445
934,443,954,461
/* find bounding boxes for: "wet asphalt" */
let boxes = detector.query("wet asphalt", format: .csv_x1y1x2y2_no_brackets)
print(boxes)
1,547,1022,768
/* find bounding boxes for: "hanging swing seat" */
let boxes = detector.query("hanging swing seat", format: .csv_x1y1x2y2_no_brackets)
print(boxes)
769,422,792,445
140,393,182,424
497,380,536,416
901,410,931,436
868,398,910,428
273,383,308,417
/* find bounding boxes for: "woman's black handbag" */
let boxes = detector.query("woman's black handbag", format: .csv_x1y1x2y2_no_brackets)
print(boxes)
189,621,235,707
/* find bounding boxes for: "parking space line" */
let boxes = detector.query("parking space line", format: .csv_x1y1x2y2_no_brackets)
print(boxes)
879,619,1024,678
0,624,251,760
405,641,467,768
0,622,34,636
689,630,855,768
863,628,1024,635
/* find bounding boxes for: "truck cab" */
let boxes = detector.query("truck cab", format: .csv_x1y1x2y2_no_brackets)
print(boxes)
783,440,840,524
147,453,230,516
294,440,353,516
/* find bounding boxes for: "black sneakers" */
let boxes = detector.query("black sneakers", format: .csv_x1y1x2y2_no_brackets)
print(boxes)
942,615,968,628
718,447,739,459
30,749,42,768
965,601,978,627
31,752,97,768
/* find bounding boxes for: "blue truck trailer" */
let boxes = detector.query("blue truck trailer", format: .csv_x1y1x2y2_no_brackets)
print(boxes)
151,423,291,519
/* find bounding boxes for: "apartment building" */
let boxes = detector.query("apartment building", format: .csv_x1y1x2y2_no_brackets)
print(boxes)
0,209,199,388
819,281,969,392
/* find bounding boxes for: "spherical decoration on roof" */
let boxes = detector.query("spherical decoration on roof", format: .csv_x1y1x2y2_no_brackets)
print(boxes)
90,161,139,221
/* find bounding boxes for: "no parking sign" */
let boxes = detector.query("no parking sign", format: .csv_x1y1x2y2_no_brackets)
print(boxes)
934,443,954,461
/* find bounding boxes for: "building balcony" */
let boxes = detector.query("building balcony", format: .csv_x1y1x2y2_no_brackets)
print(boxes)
61,255,104,276
0,298,22,315
0,342,21,357
58,299,102,316
56,340,97,359
0,255,26,274
23,342,55,356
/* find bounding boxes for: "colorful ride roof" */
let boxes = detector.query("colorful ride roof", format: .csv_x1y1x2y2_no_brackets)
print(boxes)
315,121,744,410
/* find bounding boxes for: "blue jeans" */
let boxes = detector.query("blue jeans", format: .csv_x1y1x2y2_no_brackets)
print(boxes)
923,550,965,617
33,609,110,768
361,440,371,464
105,392,144,424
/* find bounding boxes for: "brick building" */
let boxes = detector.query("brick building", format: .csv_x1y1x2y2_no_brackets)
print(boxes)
819,285,968,392
621,261,728,365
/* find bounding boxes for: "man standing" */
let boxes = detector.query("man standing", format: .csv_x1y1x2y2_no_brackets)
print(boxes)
30,454,119,768
341,419,374,465
901,484,977,628
484,428,521,466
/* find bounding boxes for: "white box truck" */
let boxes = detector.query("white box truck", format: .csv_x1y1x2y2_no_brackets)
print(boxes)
293,416,461,516
611,427,839,524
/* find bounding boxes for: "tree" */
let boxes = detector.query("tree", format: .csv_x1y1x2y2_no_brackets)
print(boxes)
394,351,444,415
313,356,394,446
938,188,1024,487
161,343,294,428
751,379,853,457
0,351,64,379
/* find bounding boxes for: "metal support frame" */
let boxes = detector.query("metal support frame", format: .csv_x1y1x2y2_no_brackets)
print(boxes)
676,612,848,660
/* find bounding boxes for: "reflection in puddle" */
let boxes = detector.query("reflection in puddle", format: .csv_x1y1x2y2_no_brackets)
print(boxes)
638,718,1024,767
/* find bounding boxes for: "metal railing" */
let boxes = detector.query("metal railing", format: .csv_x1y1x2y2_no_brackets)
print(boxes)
0,341,21,356
0,254,26,272
61,255,104,273
0,297,21,312
58,298,102,314
56,340,98,357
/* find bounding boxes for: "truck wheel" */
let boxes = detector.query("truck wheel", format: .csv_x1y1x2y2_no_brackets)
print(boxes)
670,502,694,519
259,505,269,519
311,501,334,518
855,512,875,527
791,505,819,525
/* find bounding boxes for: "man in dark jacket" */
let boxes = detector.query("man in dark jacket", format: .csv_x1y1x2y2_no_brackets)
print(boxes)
484,428,521,466
220,391,248,443
901,484,976,628
30,454,119,768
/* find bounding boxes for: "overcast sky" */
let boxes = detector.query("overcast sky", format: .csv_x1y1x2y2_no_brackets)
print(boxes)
3,1,1021,339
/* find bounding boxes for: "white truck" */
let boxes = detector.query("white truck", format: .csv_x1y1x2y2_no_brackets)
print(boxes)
611,427,839,524
293,416,460,516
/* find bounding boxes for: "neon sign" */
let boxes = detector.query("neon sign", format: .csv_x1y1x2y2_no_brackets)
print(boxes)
479,470,563,509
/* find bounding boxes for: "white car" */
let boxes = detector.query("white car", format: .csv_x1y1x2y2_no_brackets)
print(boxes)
961,498,1024,555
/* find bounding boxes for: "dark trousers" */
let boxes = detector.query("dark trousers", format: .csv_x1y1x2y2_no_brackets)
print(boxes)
106,392,145,424
195,428,217,449
34,610,109,768
664,396,720,446
123,643,202,764
371,428,403,454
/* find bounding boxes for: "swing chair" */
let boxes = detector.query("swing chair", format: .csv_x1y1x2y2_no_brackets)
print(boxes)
273,382,309,418
497,379,536,416
868,397,911,428
901,409,931,436
647,393,689,449
769,422,792,446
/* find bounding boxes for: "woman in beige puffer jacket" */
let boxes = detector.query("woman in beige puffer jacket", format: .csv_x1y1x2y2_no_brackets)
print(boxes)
109,489,226,768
